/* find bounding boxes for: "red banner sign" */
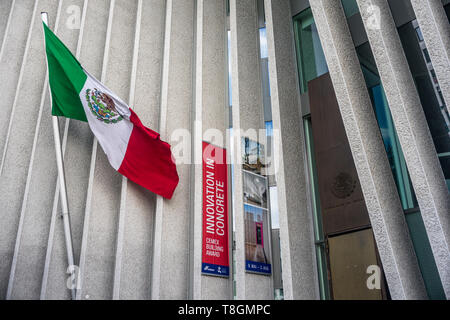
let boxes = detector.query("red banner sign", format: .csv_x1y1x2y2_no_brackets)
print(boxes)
202,141,229,277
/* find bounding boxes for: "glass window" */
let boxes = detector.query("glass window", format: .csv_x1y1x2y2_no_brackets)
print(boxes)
342,0,360,18
259,28,268,59
356,43,418,210
415,27,424,41
341,0,446,298
293,8,328,94
406,210,446,299
228,30,232,108
443,0,450,23
265,121,273,137
422,48,431,63
304,116,330,300
396,20,450,191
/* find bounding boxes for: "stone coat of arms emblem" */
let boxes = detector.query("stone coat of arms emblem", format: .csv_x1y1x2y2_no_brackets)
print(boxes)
331,172,357,199
85,88,123,124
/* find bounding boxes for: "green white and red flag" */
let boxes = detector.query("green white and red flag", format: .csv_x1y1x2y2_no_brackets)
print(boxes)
43,22,179,199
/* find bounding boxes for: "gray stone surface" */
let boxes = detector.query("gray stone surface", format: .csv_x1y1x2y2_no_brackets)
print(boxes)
77,0,137,300
0,0,445,301
0,0,57,299
0,0,13,51
192,0,231,300
0,1,34,170
112,0,164,300
151,0,195,300
0,0,36,174
6,0,87,300
42,0,107,300
264,0,319,300
310,0,427,300
357,0,450,298
411,0,450,115
230,0,274,300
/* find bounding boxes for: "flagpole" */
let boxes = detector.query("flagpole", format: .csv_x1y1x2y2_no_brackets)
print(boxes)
41,12,77,300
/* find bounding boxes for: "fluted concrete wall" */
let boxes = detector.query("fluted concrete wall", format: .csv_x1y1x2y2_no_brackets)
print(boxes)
151,0,195,300
192,0,231,300
411,0,450,116
357,0,450,299
1,0,60,300
264,0,318,300
309,0,427,300
230,0,274,300
0,0,185,300
0,0,234,301
0,0,448,301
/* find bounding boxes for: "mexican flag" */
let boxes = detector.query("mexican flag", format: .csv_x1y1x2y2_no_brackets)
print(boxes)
43,23,179,199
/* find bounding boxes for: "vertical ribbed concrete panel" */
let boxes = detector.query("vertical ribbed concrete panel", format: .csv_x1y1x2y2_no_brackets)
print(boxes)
0,0,36,172
0,0,13,49
192,0,230,300
264,0,318,300
6,0,85,300
151,0,195,300
230,0,273,300
76,0,138,300
112,0,166,300
309,0,427,299
410,0,450,115
0,1,34,159
0,0,58,299
41,0,108,300
0,0,35,298
357,0,450,298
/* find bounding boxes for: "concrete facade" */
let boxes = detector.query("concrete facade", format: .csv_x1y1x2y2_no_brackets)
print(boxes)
410,0,450,116
0,0,448,300
357,0,450,299
309,0,427,300
264,0,318,300
192,0,231,300
230,0,273,300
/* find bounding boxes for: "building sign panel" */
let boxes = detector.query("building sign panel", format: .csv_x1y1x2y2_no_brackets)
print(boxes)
202,141,229,277
242,137,272,275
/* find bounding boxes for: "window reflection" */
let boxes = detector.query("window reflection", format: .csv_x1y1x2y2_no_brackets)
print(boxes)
443,0,450,23
397,20,450,191
356,42,418,210
293,8,328,94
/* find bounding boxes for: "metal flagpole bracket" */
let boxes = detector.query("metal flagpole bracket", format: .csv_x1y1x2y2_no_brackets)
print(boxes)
41,11,77,300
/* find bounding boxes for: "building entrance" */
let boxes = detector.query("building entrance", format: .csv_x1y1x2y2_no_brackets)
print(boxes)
308,73,389,300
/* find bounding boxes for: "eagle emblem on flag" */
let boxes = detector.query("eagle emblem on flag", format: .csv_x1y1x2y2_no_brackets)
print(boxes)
85,88,124,124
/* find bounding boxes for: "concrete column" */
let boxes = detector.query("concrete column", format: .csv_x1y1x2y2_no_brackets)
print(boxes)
151,0,195,300
192,0,230,300
356,0,450,298
76,0,138,300
0,0,36,193
264,0,319,300
0,0,14,54
112,0,166,300
230,0,274,300
410,0,450,115
309,0,427,299
0,0,56,299
6,0,87,300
